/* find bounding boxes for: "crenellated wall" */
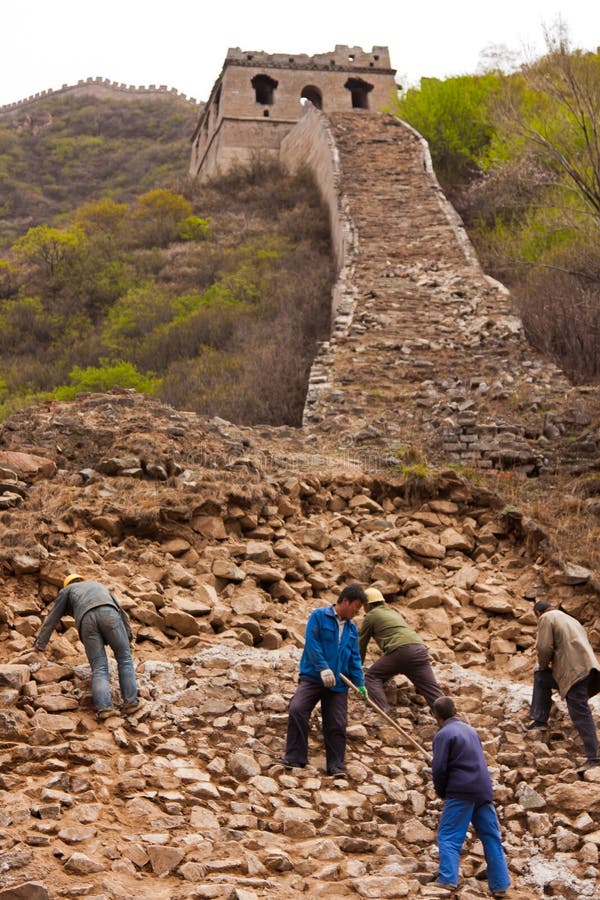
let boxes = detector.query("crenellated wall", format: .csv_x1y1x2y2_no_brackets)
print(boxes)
0,78,200,115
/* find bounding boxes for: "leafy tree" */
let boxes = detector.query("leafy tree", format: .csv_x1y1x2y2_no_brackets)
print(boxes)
489,38,600,226
74,198,129,239
11,224,88,293
393,73,502,185
130,188,193,246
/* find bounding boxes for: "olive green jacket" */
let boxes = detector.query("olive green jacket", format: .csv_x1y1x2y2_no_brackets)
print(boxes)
359,604,422,661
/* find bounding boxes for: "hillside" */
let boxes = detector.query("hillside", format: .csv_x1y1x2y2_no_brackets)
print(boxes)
1,390,599,899
0,88,200,250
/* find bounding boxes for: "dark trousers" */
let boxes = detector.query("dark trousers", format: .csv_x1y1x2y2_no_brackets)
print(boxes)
365,643,444,712
284,678,348,773
530,669,599,760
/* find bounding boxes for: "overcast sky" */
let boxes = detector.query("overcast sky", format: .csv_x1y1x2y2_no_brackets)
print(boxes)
2,0,599,107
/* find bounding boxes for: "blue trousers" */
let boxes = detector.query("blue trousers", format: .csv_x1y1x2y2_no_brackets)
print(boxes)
437,797,510,892
79,606,138,711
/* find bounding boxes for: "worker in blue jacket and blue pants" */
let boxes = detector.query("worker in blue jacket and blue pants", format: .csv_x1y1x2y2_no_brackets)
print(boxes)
281,584,367,776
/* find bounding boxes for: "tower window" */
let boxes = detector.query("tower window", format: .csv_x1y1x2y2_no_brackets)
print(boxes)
344,77,374,109
251,73,278,105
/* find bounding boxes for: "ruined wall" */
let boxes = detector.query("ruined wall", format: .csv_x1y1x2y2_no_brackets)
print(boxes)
282,109,599,476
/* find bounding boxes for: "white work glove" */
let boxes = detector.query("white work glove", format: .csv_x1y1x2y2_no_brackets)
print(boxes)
320,669,336,688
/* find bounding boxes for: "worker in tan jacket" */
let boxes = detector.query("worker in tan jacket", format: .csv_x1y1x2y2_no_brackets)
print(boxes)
523,600,600,772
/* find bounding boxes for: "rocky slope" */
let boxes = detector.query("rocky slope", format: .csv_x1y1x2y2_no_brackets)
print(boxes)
1,390,599,899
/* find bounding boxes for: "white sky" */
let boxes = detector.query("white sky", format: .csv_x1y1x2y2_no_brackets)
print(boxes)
1,0,599,107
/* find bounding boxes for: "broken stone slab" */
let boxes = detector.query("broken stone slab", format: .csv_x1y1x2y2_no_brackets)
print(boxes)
169,563,197,588
274,807,319,838
96,456,140,475
243,562,284,583
0,884,49,900
0,451,56,481
212,558,246,582
63,851,105,874
191,515,228,539
227,751,260,780
244,541,276,562
399,535,446,559
161,608,201,636
57,825,98,844
33,695,79,713
352,876,410,897
147,844,185,876
0,665,31,689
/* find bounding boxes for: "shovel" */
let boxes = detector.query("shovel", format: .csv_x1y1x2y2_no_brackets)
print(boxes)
341,673,432,763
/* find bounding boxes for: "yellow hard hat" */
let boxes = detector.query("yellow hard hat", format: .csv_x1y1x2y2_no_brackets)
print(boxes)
63,573,85,588
365,587,386,604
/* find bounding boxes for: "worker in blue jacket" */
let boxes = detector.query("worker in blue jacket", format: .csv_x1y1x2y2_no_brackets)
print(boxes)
430,696,511,898
280,583,367,776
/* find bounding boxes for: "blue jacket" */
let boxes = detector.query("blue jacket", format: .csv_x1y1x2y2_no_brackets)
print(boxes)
432,717,493,804
299,605,364,692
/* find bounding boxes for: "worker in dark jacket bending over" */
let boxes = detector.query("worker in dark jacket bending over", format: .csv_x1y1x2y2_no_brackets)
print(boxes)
359,587,444,712
430,696,510,898
34,574,139,720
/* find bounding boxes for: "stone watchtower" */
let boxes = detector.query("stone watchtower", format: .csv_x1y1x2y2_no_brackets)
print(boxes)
189,45,397,180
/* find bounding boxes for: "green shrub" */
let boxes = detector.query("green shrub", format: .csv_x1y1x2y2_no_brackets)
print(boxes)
51,359,161,400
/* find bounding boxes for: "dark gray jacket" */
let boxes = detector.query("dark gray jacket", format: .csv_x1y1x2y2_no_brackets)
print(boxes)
35,580,133,650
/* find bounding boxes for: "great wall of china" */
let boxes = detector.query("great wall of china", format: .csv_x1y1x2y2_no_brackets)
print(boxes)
0,77,200,114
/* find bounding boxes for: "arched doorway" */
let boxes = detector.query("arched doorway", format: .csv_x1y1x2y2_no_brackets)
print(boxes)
300,85,323,110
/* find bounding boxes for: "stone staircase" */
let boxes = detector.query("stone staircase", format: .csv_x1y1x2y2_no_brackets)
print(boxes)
302,112,600,477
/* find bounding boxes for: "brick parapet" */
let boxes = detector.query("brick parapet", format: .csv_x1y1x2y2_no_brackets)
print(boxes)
0,78,200,114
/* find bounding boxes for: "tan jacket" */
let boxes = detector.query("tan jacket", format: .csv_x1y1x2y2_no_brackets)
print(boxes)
536,609,600,697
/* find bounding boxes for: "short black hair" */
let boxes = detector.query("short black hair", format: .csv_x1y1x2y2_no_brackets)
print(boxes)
433,696,456,721
338,583,367,604
533,600,553,615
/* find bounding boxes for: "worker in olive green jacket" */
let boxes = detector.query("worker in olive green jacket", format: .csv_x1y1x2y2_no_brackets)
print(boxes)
359,587,444,712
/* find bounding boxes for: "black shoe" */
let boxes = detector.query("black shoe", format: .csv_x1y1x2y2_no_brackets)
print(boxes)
577,757,600,774
275,757,305,770
521,720,547,732
491,891,508,898
326,768,346,778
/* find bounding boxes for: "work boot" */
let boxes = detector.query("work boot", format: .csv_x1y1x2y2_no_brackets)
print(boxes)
521,720,547,732
97,707,119,721
122,700,142,715
274,757,305,770
576,757,600,775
